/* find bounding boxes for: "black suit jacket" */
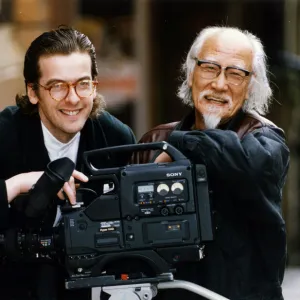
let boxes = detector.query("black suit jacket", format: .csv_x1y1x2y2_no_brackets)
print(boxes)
0,106,136,300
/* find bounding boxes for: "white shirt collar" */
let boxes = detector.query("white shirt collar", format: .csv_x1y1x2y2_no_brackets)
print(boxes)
41,121,81,164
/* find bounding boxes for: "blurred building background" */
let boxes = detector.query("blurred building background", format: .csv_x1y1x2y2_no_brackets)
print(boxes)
0,0,300,270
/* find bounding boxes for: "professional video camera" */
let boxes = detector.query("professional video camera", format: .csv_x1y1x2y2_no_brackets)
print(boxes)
0,142,226,300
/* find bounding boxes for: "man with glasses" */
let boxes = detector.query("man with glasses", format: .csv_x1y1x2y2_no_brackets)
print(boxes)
0,26,135,300
136,26,289,300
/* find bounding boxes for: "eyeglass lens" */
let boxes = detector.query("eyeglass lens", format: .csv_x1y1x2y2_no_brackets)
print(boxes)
198,62,247,85
50,80,95,101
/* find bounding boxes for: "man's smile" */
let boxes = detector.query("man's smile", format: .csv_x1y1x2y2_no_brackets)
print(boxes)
60,109,80,116
204,95,229,104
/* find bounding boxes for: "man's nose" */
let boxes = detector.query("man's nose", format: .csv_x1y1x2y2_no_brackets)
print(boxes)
211,71,229,91
65,86,80,104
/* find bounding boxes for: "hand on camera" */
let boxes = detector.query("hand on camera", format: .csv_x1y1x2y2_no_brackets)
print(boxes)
5,170,88,205
57,170,89,205
155,152,172,163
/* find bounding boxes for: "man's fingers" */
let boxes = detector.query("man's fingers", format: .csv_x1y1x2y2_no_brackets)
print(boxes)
72,170,88,182
62,181,76,205
56,170,88,204
70,176,76,195
57,189,65,200
155,152,172,163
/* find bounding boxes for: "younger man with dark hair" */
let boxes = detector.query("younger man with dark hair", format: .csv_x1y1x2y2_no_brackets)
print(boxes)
0,26,136,300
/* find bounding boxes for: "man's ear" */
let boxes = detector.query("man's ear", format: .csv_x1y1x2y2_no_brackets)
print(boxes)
245,85,251,100
27,84,39,105
93,87,97,99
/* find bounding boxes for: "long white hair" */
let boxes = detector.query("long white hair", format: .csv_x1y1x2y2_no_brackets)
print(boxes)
177,26,272,115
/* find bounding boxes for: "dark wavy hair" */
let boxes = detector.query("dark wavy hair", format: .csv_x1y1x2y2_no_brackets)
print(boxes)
16,26,105,118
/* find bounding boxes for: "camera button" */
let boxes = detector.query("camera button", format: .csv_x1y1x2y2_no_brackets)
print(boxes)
77,221,87,231
160,207,169,216
174,206,184,215
126,233,135,241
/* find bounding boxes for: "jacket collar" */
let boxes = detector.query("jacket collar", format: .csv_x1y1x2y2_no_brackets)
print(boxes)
76,117,108,172
19,113,108,173
176,108,246,132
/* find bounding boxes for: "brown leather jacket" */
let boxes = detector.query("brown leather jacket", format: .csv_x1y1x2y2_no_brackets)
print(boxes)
136,109,277,163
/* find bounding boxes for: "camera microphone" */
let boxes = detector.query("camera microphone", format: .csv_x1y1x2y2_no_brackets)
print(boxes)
25,157,75,218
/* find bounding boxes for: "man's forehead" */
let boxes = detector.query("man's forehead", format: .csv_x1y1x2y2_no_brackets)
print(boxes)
38,52,92,81
199,32,254,67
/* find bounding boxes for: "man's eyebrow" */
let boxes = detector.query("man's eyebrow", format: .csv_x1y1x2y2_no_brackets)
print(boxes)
226,64,249,70
201,58,248,69
199,59,219,65
44,76,92,86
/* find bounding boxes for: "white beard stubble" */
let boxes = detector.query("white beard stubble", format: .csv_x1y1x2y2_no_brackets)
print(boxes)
203,113,222,129
198,91,233,129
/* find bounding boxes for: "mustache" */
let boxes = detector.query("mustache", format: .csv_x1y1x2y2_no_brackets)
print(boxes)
198,90,232,104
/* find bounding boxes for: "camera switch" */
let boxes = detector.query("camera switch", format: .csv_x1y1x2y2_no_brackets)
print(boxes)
173,254,180,262
126,233,135,241
160,207,169,216
174,206,184,215
78,221,87,231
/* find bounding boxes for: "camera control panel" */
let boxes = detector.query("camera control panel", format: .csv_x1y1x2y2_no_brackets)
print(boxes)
135,179,189,216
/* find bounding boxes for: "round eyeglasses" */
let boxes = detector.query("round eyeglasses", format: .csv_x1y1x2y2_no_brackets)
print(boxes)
37,79,98,102
193,58,252,86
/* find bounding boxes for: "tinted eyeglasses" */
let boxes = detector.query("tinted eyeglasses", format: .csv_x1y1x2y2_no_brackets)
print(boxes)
37,79,98,102
193,58,253,86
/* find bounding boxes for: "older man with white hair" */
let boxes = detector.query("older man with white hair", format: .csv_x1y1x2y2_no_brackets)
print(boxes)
137,26,290,300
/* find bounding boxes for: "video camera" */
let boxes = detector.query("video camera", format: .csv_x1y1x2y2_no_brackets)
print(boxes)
0,142,213,292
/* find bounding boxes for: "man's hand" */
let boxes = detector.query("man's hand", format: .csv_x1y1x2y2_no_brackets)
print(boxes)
6,171,43,203
57,170,88,205
5,170,88,205
155,152,173,163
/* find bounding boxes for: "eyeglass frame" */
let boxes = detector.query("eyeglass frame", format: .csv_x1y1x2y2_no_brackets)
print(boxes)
34,79,98,102
193,58,253,86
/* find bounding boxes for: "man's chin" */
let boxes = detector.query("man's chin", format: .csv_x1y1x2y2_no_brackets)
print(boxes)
62,124,84,136
203,113,222,129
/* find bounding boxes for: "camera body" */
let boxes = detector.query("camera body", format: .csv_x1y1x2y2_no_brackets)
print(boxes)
59,142,213,288
0,142,213,289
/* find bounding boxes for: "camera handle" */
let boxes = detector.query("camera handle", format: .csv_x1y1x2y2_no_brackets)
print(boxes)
83,141,187,175
92,281,229,300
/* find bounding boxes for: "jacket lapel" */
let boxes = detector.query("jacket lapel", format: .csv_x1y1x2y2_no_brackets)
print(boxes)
221,109,245,132
76,117,108,172
177,110,196,130
20,114,109,172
